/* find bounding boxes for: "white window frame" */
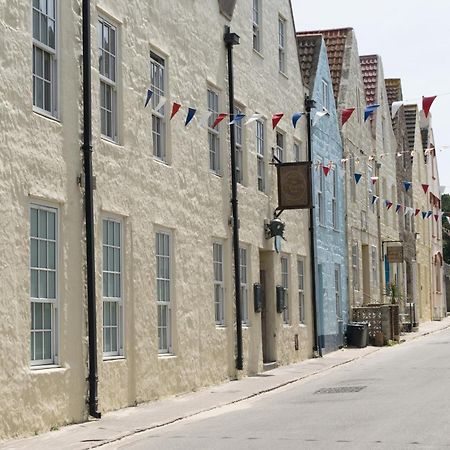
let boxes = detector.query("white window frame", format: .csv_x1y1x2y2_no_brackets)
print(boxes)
208,88,220,174
278,15,286,74
368,165,374,213
256,119,266,192
30,203,58,366
294,140,301,162
318,160,325,225
234,105,244,184
102,218,124,358
275,130,284,162
352,242,360,291
298,258,305,324
332,169,338,229
32,0,58,117
371,245,378,288
281,256,289,324
239,247,249,325
213,242,225,326
98,17,118,142
356,87,362,124
150,51,166,160
349,155,356,203
156,230,172,354
252,0,261,53
335,264,342,320
322,79,329,111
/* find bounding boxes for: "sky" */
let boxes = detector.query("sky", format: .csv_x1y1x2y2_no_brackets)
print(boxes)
292,0,450,194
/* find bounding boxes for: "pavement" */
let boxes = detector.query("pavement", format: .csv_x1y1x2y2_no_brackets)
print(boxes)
2,315,450,450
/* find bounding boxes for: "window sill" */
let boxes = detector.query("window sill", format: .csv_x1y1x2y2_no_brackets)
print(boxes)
33,107,60,124
299,323,307,328
215,324,227,329
253,49,264,59
210,171,223,178
158,353,176,359
279,71,288,80
101,135,122,147
30,364,65,373
103,355,125,362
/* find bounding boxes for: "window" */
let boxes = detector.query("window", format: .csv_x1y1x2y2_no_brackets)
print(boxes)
382,178,388,225
102,219,123,357
252,0,261,53
32,0,57,116
298,258,305,324
275,131,284,162
278,16,286,73
281,256,289,324
352,242,359,291
368,165,374,213
239,247,248,325
150,51,166,160
335,264,342,320
98,18,118,141
361,210,367,232
356,87,361,124
349,155,356,202
294,140,301,162
208,89,220,174
235,106,244,184
318,160,325,225
332,169,338,229
322,80,329,111
256,119,265,191
30,204,57,365
156,231,172,353
371,245,378,287
213,242,225,325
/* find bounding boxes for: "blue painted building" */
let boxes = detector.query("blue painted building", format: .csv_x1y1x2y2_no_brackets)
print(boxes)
297,34,349,352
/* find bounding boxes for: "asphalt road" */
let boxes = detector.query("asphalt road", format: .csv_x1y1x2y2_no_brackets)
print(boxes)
108,328,450,450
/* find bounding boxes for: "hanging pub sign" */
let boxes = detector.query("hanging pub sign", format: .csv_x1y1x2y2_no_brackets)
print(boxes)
386,245,404,263
276,161,312,210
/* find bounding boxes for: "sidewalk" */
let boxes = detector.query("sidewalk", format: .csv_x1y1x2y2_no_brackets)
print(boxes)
3,316,450,450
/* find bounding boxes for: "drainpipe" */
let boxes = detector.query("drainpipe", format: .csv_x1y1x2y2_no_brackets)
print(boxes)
224,26,243,371
82,0,101,418
305,95,322,357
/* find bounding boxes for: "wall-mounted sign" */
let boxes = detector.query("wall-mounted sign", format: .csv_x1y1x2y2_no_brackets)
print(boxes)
218,0,237,20
387,246,404,263
276,162,312,210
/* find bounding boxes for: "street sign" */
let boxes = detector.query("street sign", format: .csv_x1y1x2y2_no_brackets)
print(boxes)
387,246,403,263
276,161,312,210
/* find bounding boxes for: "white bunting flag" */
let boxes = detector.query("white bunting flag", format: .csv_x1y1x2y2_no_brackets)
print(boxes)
197,111,212,129
154,96,166,113
245,113,263,125
391,101,403,119
313,108,329,126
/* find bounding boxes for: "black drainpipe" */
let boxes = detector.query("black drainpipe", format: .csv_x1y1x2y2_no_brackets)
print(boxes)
224,27,243,371
82,0,101,418
305,95,322,357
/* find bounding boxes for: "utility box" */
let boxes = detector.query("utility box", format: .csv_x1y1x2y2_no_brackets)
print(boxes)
276,285,286,313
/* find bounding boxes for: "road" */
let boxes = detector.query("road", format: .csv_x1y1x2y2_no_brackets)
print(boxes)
107,328,450,450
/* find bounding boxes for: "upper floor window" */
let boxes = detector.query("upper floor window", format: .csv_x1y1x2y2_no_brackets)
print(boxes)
352,242,360,291
281,256,289,324
252,0,261,53
332,169,338,229
321,80,329,111
213,242,225,325
371,245,378,288
278,16,286,74
318,160,325,225
334,264,342,320
150,51,166,160
32,0,57,116
294,140,301,162
102,218,123,357
208,88,220,174
256,119,265,192
349,155,356,203
276,131,284,162
298,258,305,324
30,204,58,365
98,18,118,141
234,105,244,184
239,247,249,325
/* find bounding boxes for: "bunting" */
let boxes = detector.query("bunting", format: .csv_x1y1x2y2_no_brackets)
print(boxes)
292,112,303,128
212,113,228,128
364,104,380,122
144,89,153,108
272,113,284,129
391,101,403,119
422,211,427,219
371,176,379,184
245,113,263,125
341,108,355,126
403,181,412,192
415,208,421,216
313,108,329,126
421,184,429,194
385,200,393,210
372,195,379,205
170,102,182,120
354,173,362,184
422,96,437,118
396,204,402,213
323,165,330,176
229,113,245,125
185,107,197,126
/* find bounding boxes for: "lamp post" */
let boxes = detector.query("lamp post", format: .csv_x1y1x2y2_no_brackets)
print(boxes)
224,26,243,371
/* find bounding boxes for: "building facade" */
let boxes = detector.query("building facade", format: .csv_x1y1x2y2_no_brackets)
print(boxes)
0,0,314,439
297,34,348,352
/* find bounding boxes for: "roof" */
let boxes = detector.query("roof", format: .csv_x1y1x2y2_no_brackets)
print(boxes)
297,28,353,101
296,34,323,90
385,78,403,107
360,55,379,104
404,104,418,151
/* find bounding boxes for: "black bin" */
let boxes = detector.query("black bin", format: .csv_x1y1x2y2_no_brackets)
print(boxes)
346,322,368,348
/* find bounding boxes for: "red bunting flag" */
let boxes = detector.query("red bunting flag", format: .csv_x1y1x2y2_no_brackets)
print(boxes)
415,208,421,216
386,201,393,210
421,184,429,194
272,113,284,129
170,102,182,120
323,165,330,176
371,176,378,184
434,214,439,222
212,113,228,128
422,96,437,118
341,108,355,126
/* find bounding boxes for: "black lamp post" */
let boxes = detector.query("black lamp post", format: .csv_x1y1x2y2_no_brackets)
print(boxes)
224,26,243,371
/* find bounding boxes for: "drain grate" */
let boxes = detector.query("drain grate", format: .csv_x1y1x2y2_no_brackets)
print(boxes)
314,386,367,394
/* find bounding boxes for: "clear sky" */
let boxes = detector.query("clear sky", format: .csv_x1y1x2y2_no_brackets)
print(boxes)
292,0,450,193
